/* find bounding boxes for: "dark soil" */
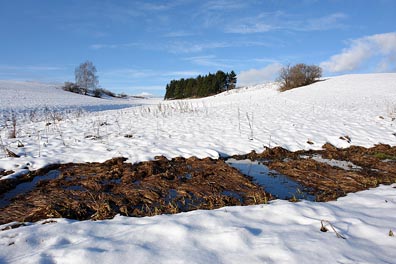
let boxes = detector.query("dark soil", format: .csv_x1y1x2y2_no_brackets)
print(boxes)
0,156,269,225
233,143,396,201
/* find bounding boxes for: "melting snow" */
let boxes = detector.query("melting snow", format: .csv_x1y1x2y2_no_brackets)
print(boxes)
1,74,396,263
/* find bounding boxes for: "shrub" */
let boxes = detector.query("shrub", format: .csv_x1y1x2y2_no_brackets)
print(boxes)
278,63,322,92
62,82,117,98
117,93,128,98
62,82,84,94
98,88,116,97
93,88,102,98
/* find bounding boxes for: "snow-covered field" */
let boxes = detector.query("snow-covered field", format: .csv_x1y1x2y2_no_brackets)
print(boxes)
1,73,396,263
1,73,395,174
0,80,158,112
0,184,395,264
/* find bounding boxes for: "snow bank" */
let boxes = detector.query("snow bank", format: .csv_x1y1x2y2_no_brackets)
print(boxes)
1,184,395,263
1,74,396,263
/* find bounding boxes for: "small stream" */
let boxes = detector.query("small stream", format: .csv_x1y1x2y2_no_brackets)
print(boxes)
226,159,315,201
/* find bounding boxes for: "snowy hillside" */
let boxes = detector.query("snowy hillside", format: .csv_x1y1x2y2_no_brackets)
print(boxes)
0,80,159,112
1,73,396,263
1,73,395,173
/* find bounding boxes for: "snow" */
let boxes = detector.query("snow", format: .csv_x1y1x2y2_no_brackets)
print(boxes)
0,80,159,113
1,73,395,174
1,184,395,263
1,73,396,263
308,154,363,171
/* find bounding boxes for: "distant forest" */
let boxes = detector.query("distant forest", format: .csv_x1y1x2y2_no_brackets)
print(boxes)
164,70,237,99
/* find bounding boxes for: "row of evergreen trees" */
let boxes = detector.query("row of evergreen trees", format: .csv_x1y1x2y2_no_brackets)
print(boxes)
164,70,237,99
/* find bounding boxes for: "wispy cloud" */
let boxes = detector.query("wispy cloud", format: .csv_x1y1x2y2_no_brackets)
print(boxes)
320,32,396,73
162,71,203,77
304,13,347,31
193,0,248,29
238,63,283,86
167,41,230,53
0,65,64,71
225,23,273,34
202,0,247,11
225,12,348,34
183,55,229,68
163,31,195,38
166,39,273,53
90,43,139,50
90,41,226,53
91,39,271,54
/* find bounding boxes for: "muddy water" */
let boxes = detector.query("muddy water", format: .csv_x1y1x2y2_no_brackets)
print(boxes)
227,159,315,201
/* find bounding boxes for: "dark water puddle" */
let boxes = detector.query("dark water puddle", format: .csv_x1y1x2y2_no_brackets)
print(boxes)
0,170,60,208
226,159,315,201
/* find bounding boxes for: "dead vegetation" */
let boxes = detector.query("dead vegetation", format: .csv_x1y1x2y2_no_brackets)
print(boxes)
233,143,396,201
0,156,269,225
1,143,395,225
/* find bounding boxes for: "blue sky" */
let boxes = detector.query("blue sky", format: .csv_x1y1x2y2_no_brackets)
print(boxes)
1,0,395,95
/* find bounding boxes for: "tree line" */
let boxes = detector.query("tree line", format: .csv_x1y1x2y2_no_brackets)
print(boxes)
164,70,237,100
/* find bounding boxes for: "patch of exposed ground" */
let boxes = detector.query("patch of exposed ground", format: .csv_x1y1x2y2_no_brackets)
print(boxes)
0,157,269,225
233,143,396,201
1,144,395,226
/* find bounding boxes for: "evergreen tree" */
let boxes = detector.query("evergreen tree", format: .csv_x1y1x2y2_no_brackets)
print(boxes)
227,71,237,90
164,70,238,100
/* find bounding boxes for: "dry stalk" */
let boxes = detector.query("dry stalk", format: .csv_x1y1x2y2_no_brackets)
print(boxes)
320,219,346,239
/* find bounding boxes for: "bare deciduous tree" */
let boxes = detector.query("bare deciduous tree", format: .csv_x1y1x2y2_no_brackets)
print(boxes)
278,63,322,91
75,61,99,95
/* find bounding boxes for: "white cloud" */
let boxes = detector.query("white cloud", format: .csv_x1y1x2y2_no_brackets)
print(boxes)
238,63,282,86
320,32,396,73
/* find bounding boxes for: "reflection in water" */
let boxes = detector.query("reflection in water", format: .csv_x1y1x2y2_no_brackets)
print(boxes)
227,159,315,201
